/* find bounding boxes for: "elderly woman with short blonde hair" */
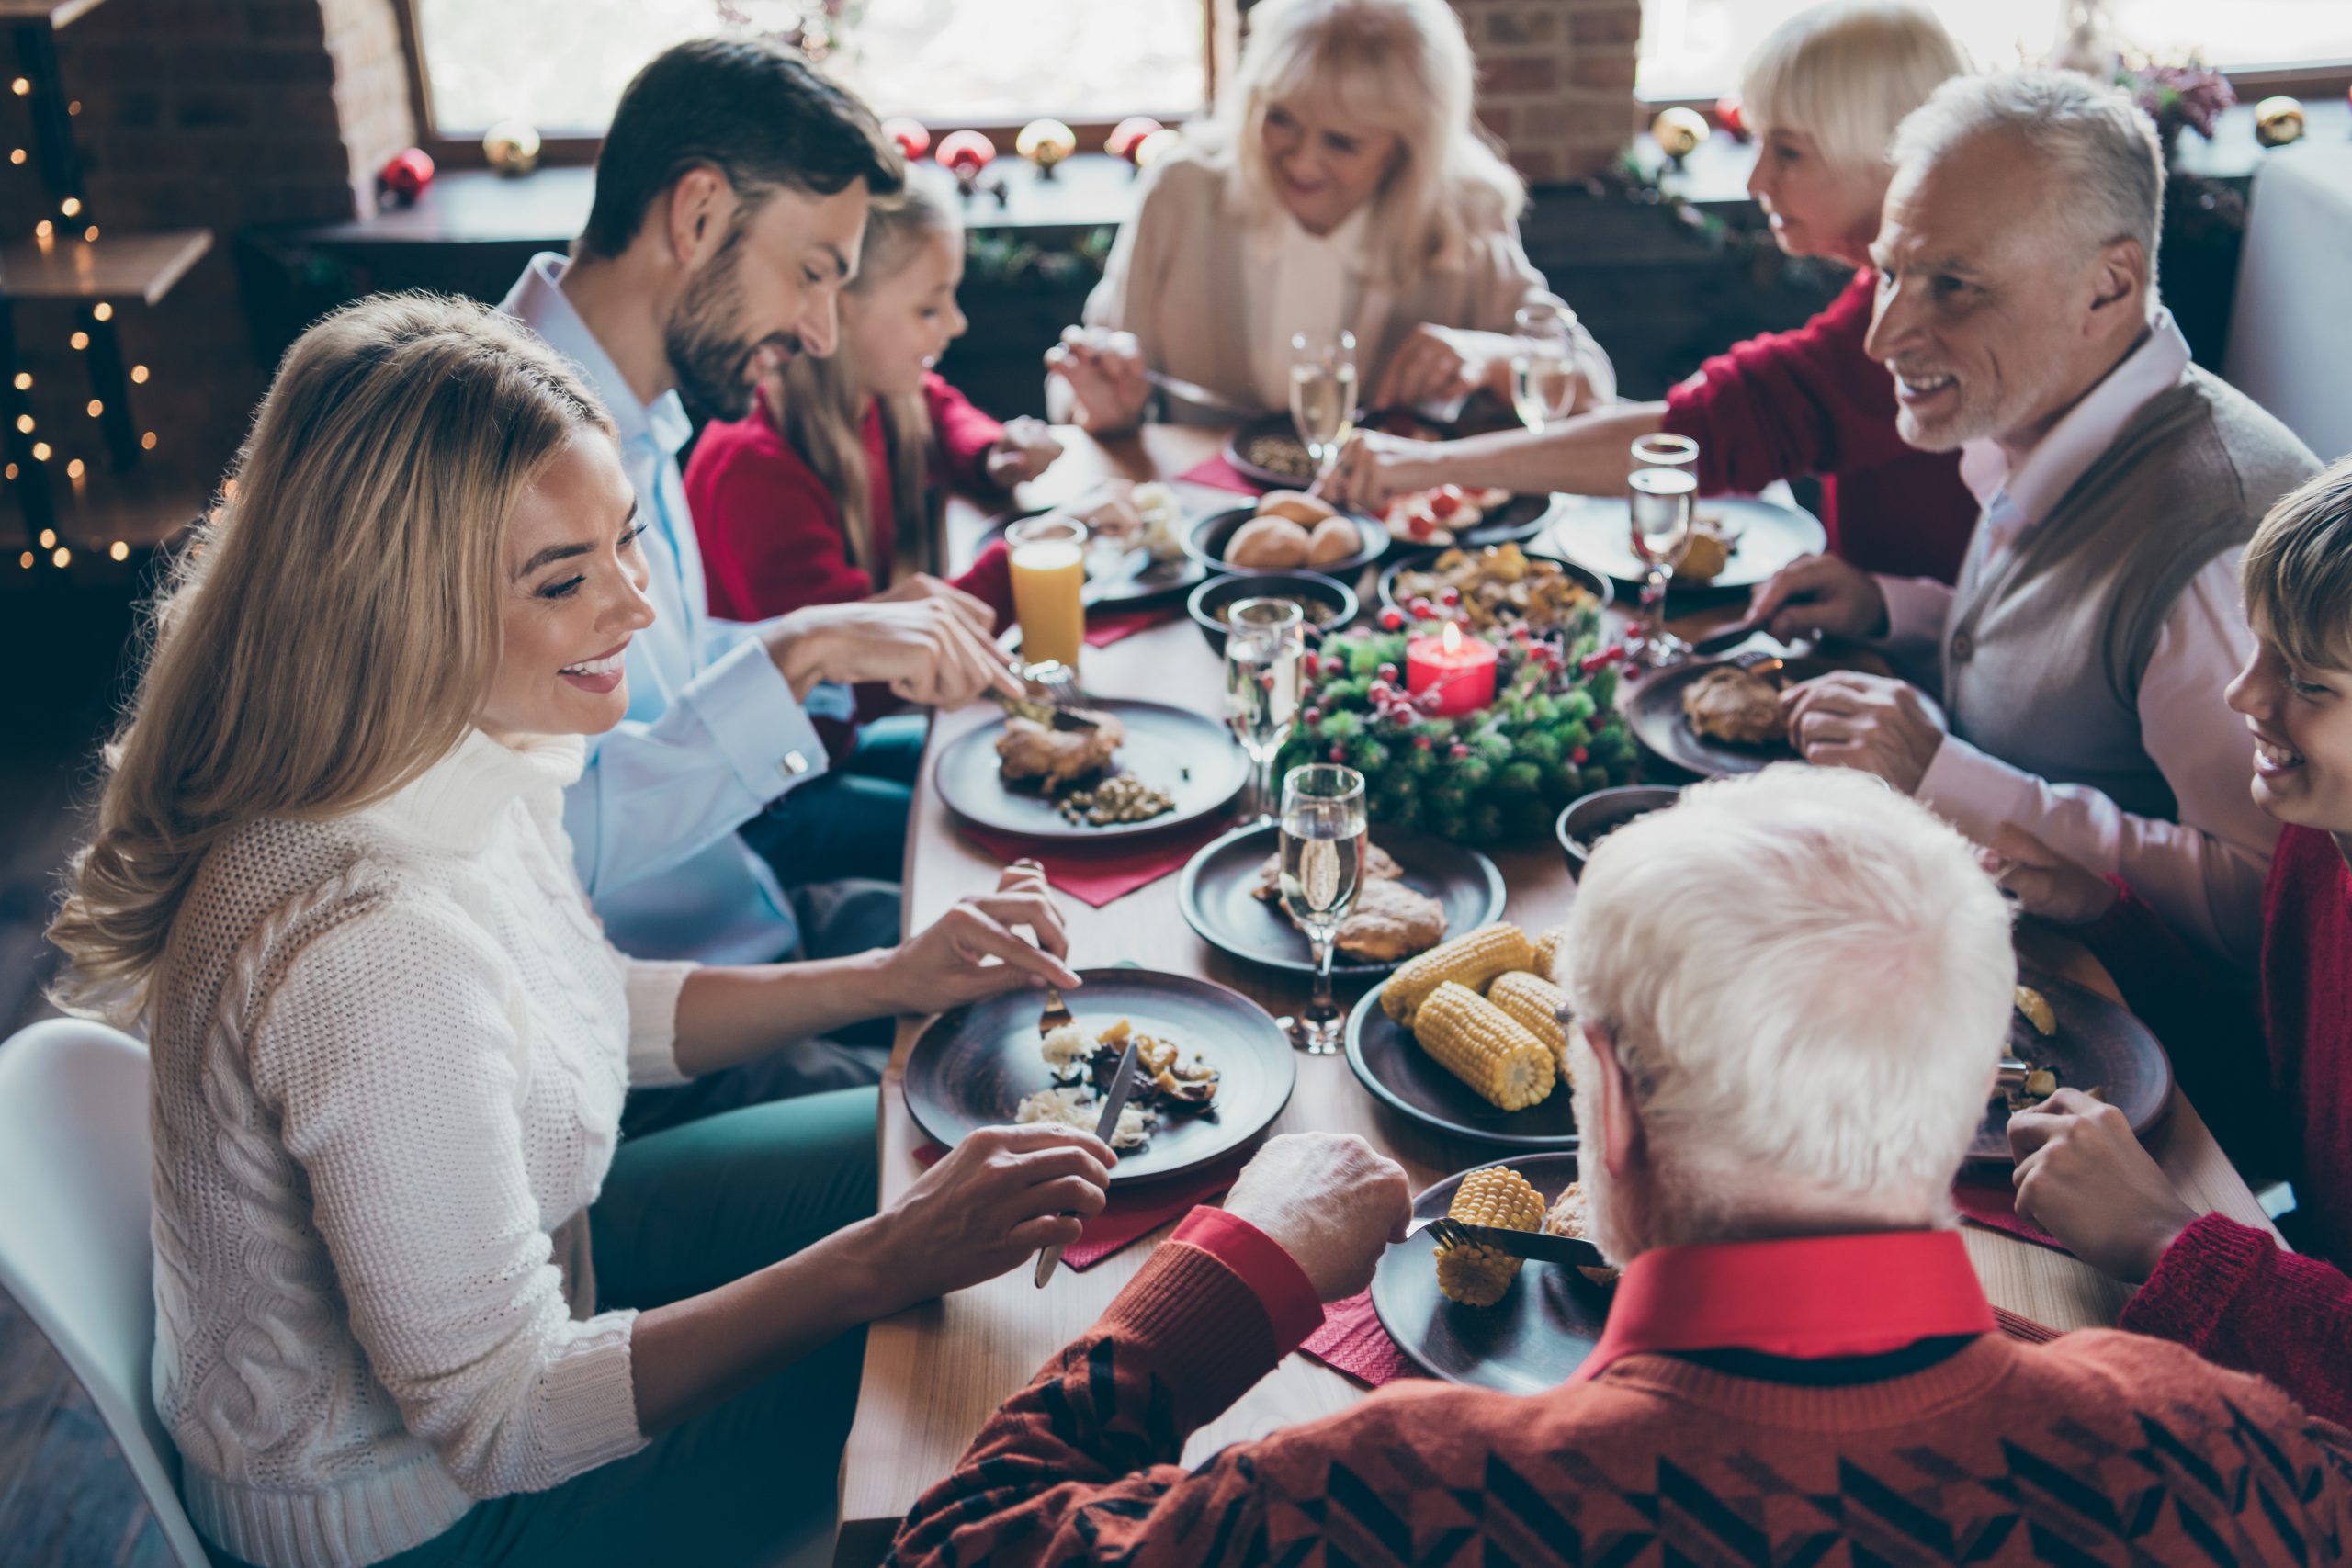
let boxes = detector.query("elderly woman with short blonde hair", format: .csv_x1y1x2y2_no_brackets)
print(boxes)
1328,0,1980,583
1046,0,1611,428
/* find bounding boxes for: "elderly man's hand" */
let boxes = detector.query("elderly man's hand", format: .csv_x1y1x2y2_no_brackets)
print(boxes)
1782,671,1944,794
2009,1089,2199,1283
1982,823,2119,925
1320,430,1446,512
1747,553,1890,644
1222,1133,1411,1302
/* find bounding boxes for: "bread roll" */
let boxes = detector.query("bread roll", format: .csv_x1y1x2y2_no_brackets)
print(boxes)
1258,490,1338,526
1226,516,1312,569
1306,514,1360,567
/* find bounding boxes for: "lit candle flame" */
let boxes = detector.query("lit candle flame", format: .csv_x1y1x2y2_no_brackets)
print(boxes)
1441,621,1462,654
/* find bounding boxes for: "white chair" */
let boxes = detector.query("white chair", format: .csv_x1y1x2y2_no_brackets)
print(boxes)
0,1017,214,1567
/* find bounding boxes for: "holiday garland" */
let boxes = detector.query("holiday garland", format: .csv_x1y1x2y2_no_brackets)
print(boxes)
1274,604,1640,846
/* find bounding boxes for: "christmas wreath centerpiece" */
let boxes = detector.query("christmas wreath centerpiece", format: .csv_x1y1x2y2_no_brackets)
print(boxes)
1274,599,1640,845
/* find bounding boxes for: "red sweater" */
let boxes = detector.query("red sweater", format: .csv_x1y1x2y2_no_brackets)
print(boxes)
894,1215,2352,1567
684,370,1009,622
2088,824,2352,1426
1662,268,1977,584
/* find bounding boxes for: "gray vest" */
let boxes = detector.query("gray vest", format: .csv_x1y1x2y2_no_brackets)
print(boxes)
1942,367,2319,819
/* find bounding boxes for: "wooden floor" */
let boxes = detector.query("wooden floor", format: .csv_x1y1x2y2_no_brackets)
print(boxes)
0,565,175,1567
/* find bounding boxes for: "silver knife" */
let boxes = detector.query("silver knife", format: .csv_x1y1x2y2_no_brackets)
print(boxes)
1407,1216,1611,1269
1034,1039,1143,1287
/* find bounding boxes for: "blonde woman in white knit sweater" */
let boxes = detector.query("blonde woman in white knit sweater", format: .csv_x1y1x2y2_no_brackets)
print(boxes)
48,294,1116,1568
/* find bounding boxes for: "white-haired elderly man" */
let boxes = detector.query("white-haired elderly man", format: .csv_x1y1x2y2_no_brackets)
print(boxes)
890,768,2351,1568
1752,70,2320,970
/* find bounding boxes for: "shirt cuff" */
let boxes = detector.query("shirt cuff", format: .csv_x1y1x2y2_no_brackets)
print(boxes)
1915,734,2042,850
674,637,831,804
621,959,696,1087
2119,1213,2270,1350
1170,1206,1325,1355
802,680,856,723
1871,574,1952,671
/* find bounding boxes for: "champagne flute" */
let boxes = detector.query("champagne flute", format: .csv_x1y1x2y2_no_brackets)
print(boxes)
1288,329,1359,481
1510,303,1580,432
1224,598,1306,824
1277,763,1368,1055
1626,432,1700,667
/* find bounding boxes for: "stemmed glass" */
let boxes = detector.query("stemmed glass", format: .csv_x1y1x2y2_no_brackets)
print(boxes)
1288,328,1359,481
1626,432,1700,667
1510,303,1581,432
1223,597,1306,824
1276,762,1368,1055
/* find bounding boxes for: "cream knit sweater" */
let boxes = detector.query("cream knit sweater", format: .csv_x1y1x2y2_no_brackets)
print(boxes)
145,729,696,1568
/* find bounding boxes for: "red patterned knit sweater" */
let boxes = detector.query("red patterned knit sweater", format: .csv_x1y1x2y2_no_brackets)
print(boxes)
891,1236,2352,1567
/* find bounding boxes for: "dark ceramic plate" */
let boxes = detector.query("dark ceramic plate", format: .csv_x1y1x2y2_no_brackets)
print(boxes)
901,967,1296,1184
1546,493,1826,595
1972,968,2172,1164
979,506,1206,608
1376,547,1614,624
1345,987,1578,1148
1184,502,1387,581
1623,654,1944,779
1223,412,1556,548
1177,823,1506,979
1369,1151,1609,1392
933,699,1248,841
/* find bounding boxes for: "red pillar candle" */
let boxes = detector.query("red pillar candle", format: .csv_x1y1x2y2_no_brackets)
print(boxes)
1405,622,1498,716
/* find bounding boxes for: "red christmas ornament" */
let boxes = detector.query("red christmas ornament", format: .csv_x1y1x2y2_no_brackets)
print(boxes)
882,117,930,162
1378,607,1404,631
1106,116,1164,164
378,147,435,205
1715,93,1748,141
936,130,997,173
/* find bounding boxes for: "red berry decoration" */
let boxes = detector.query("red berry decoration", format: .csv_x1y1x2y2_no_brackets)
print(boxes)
1438,587,1461,607
1369,680,1392,700
1329,744,1348,762
1379,607,1404,631
1376,662,1398,682
1571,746,1589,764
1415,734,1434,750
1303,706,1322,726
1449,742,1470,761
1409,597,1436,620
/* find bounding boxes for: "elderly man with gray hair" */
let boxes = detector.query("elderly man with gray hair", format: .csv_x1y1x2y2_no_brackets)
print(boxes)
889,767,2350,1568
1752,70,2319,970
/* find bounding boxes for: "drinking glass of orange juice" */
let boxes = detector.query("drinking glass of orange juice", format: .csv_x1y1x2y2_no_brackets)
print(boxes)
1007,514,1088,671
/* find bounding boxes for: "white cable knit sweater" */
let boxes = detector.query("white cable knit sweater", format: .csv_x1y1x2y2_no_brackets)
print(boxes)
145,729,696,1568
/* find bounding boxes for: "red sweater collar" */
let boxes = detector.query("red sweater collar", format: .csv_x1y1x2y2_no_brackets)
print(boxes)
1575,1229,1994,1382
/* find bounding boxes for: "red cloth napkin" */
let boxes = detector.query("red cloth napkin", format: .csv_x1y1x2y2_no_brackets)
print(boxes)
1952,1175,2067,1252
959,818,1230,908
1300,1289,1423,1387
912,1144,1248,1270
1178,454,1265,496
1084,603,1186,648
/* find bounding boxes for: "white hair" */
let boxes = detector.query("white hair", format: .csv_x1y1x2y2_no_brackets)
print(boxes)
1197,0,1524,287
1741,1,1969,172
1560,766,2015,1234
1889,68,2165,297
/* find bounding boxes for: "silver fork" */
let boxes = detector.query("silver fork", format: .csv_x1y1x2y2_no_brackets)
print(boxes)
1037,986,1075,1042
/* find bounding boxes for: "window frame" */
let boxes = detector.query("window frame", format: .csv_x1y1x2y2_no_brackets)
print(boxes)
1637,58,2351,114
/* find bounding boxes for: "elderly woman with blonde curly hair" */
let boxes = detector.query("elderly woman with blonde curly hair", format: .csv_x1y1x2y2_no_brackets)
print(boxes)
1046,0,1612,429
48,293,1114,1568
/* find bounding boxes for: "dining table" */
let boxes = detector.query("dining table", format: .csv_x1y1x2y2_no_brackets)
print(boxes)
830,423,2280,1565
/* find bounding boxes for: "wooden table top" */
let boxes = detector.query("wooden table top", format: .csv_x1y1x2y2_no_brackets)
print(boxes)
834,425,2277,1565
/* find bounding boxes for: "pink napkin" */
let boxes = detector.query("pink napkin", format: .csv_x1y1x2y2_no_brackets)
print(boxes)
1996,1305,2064,1344
1301,1289,1423,1387
958,818,1229,908
1952,1175,2067,1252
913,1144,1248,1270
1084,603,1187,648
1178,454,1265,496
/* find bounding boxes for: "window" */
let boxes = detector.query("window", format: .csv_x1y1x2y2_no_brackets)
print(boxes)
407,0,1209,138
1636,0,2352,101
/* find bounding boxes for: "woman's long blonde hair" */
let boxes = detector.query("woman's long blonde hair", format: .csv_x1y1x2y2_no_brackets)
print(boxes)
774,174,959,581
49,293,614,1024
1202,0,1524,287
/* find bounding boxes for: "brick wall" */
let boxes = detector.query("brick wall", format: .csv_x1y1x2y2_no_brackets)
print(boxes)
1453,0,1644,184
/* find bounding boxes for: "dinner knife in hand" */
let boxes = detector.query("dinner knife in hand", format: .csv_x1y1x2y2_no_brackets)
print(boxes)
1034,1038,1142,1287
1408,1216,1611,1270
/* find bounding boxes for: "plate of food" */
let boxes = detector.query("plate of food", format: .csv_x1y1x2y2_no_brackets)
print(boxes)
1223,412,1555,549
1368,1152,1613,1393
934,696,1248,840
1545,493,1825,595
1344,923,1579,1147
1623,653,1943,779
1177,823,1505,978
1223,415,1323,491
1377,543,1613,633
1184,491,1387,580
901,968,1298,1183
1972,971,2172,1164
982,482,1207,608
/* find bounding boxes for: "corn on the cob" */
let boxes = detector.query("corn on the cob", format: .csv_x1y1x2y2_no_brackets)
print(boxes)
1529,925,1569,984
2013,984,2056,1037
1415,982,1555,1110
1435,1165,1545,1305
1381,923,1532,1026
1542,1179,1620,1289
1487,971,1570,1085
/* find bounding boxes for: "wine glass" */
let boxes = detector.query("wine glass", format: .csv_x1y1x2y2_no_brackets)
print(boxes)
1626,432,1700,668
1224,597,1306,824
1510,303,1580,432
1288,329,1359,481
1277,763,1369,1055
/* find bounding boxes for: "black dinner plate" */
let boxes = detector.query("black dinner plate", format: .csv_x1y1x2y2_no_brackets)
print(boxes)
1184,502,1388,581
1222,411,1556,548
933,699,1248,841
1176,823,1506,979
900,967,1297,1184
1545,493,1826,595
1623,653,1945,779
1376,547,1614,625
979,506,1207,608
1369,1151,1609,1392
1973,968,2172,1164
1345,987,1579,1148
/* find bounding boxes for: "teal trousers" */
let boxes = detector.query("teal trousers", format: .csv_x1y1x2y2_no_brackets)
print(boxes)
217,1085,881,1568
